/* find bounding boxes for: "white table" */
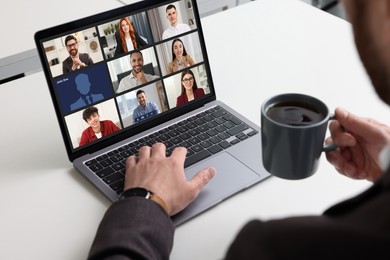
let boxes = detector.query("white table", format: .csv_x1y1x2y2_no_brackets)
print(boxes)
1,0,388,259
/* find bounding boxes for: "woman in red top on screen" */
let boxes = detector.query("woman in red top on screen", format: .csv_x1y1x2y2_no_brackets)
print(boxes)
176,69,205,107
79,106,120,147
114,17,147,57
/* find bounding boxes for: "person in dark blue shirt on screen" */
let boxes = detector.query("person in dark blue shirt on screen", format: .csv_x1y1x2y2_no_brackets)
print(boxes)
132,89,160,123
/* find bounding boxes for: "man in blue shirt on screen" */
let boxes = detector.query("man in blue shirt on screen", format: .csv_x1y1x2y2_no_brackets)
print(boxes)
132,89,160,123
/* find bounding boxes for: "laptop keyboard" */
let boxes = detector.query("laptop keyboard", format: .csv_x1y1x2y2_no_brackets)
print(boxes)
85,106,258,194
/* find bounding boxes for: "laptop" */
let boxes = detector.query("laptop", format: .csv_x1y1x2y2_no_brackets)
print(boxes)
34,0,270,225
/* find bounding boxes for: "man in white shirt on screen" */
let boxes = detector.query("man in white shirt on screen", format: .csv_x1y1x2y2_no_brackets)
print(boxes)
162,4,191,40
116,50,158,93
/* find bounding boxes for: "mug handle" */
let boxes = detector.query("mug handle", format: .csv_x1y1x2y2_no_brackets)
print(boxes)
323,114,337,153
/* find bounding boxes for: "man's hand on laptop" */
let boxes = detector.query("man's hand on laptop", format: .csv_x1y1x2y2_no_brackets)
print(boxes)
124,143,216,216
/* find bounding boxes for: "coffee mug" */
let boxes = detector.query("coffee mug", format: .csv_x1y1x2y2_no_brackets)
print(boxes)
261,93,335,180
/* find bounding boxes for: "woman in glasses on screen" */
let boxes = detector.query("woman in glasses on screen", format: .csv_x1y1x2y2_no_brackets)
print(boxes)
115,17,147,57
176,69,205,107
167,38,195,74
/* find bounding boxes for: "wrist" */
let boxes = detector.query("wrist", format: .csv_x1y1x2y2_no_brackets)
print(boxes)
119,187,169,214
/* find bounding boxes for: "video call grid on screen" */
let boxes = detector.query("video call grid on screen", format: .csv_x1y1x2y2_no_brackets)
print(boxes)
38,0,212,151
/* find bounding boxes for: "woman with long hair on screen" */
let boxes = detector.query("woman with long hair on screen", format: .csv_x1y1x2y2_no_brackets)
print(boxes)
167,38,195,74
115,17,147,56
176,69,205,107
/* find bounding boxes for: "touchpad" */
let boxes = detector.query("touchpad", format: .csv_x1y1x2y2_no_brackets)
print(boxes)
185,152,260,207
172,152,261,225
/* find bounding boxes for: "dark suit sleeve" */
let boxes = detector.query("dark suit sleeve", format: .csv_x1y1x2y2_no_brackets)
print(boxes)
114,31,123,57
88,197,174,260
225,176,390,260
82,53,94,66
62,57,71,74
226,215,390,260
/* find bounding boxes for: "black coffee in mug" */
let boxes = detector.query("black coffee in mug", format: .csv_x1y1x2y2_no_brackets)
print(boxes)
261,93,334,180
266,101,325,126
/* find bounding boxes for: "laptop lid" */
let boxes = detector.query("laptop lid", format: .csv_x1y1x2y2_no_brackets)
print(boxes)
34,0,216,162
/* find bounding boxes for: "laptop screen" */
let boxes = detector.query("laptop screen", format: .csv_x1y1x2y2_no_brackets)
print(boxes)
35,0,215,161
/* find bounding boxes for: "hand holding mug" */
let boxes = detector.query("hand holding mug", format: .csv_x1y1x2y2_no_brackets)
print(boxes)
325,107,390,182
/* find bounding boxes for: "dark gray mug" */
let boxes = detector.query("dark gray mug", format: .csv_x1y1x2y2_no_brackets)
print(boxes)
261,93,335,180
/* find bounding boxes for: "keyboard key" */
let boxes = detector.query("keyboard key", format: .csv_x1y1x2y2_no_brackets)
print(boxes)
179,141,192,148
187,116,197,122
166,148,173,157
96,167,115,178
86,159,98,166
206,121,218,128
197,125,209,132
110,154,123,163
218,132,230,140
170,137,182,144
210,136,221,144
100,158,113,167
191,144,204,153
189,129,200,136
196,112,207,118
214,117,226,124
96,154,108,161
186,149,195,157
197,133,209,141
103,172,124,185
236,133,249,140
112,161,125,171
218,140,232,149
120,150,132,158
88,163,103,172
195,118,206,125
212,108,227,118
185,150,212,167
163,140,174,148
215,125,227,133
168,130,180,137
247,130,259,136
202,114,214,121
201,140,213,148
227,124,249,136
223,121,235,129
208,145,223,154
186,122,197,129
179,133,191,140
159,134,170,141
118,146,127,152
231,139,240,145
206,129,219,137
110,180,124,193
189,137,201,145
177,126,188,133
223,114,242,125
168,124,178,130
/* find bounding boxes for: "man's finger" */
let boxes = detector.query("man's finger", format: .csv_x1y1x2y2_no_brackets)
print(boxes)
170,147,187,164
138,146,152,160
335,107,379,138
188,167,216,197
151,143,166,158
